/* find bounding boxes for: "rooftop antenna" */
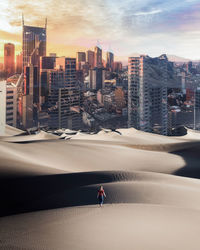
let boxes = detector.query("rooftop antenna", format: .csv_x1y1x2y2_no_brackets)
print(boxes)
108,44,113,53
45,18,47,29
96,40,102,49
22,13,24,26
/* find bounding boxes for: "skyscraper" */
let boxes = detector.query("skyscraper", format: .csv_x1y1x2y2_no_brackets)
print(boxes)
39,56,56,105
22,19,47,128
0,81,6,135
86,50,95,69
113,62,122,73
40,56,56,70
16,52,23,74
6,82,17,127
4,43,15,77
94,46,102,68
128,54,168,135
77,52,86,63
89,68,106,90
48,57,82,130
22,65,39,128
22,21,46,69
106,51,114,71
76,52,86,70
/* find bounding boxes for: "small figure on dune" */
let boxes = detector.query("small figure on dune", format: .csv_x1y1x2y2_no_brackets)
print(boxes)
97,186,106,207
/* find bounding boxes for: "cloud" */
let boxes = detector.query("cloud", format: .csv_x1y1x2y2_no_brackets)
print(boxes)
133,9,163,16
0,0,199,59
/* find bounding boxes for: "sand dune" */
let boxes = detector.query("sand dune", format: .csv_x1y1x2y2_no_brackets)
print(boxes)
1,127,200,249
1,204,200,250
1,130,59,143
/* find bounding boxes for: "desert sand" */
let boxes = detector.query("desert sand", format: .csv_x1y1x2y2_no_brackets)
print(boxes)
0,126,200,250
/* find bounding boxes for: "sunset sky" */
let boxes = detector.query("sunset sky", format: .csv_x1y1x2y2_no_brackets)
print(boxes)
1,0,200,63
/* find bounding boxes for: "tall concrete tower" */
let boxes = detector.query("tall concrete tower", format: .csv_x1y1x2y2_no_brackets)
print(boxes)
128,54,168,135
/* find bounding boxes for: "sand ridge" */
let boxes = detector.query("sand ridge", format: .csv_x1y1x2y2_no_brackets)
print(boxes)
1,126,200,249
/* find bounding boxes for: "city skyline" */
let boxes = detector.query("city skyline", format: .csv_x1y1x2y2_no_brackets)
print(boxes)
1,0,200,63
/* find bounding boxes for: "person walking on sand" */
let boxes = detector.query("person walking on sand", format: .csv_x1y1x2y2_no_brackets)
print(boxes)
97,186,106,207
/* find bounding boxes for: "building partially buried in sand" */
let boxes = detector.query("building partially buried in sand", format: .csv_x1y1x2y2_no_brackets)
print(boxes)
0,81,6,135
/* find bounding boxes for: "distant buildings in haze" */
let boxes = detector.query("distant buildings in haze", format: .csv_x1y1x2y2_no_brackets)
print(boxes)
4,43,15,77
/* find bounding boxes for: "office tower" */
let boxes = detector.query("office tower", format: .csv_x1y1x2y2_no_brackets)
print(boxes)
194,87,200,130
4,43,15,77
40,56,56,103
6,82,17,127
86,50,95,69
128,54,168,135
6,74,24,128
94,46,102,68
23,21,46,69
186,61,192,74
76,52,86,70
22,65,39,128
76,70,84,83
48,57,82,130
113,62,122,72
40,56,56,70
77,52,86,63
114,87,125,110
177,71,186,94
22,19,47,128
89,68,106,90
106,51,114,71
0,81,6,135
0,63,3,71
16,52,23,74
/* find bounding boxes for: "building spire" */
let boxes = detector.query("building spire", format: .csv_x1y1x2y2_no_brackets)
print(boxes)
45,18,47,29
22,13,24,26
96,40,102,49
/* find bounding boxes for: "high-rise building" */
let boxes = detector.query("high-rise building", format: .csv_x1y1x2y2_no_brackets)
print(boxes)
40,56,56,70
22,65,39,128
114,87,125,110
39,56,56,106
22,20,47,128
4,43,15,77
194,87,200,130
113,62,122,73
186,61,193,74
86,50,95,69
106,51,114,71
23,22,46,69
76,52,86,70
48,57,82,130
77,52,86,63
0,81,6,135
0,63,3,71
16,52,23,74
128,54,168,135
94,46,102,68
6,82,17,127
89,68,106,90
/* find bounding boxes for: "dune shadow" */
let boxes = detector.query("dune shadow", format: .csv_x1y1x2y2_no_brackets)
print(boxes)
172,145,200,179
0,171,134,217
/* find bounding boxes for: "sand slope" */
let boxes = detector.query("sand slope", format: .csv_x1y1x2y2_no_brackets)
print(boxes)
1,204,200,250
0,127,200,249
